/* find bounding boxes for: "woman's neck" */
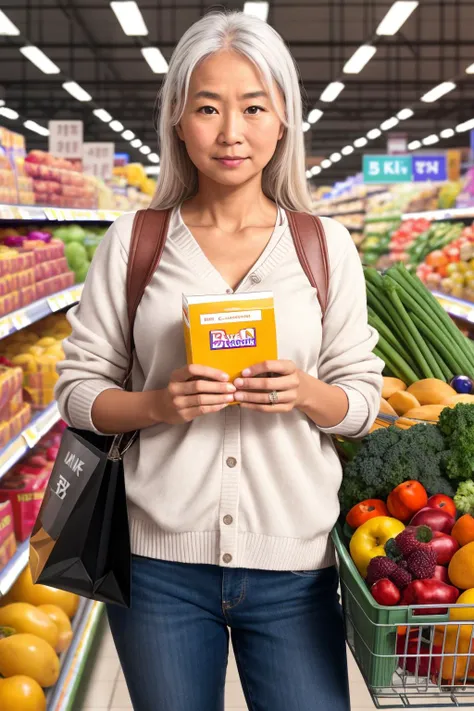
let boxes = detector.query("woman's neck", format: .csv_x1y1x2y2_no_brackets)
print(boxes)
182,176,277,232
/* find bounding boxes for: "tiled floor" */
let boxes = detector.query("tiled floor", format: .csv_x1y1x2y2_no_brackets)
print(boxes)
76,616,379,710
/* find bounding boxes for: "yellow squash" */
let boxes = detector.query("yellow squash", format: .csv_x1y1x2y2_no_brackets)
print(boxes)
0,634,59,687
388,391,420,416
37,605,73,654
407,379,456,405
382,377,406,399
0,604,58,649
0,676,46,711
7,567,79,619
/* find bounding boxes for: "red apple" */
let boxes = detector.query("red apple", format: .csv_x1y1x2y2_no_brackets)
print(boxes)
371,579,401,606
430,531,460,566
426,494,457,519
410,507,455,535
432,565,449,584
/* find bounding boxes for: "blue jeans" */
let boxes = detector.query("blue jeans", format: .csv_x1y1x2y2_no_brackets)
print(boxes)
107,556,351,711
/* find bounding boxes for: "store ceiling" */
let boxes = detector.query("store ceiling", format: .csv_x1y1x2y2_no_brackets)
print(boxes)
1,0,473,181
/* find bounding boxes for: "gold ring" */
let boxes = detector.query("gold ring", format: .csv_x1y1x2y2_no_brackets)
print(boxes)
269,390,279,405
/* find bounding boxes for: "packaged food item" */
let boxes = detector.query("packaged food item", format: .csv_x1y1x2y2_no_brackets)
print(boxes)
0,500,16,570
0,470,49,542
182,291,277,382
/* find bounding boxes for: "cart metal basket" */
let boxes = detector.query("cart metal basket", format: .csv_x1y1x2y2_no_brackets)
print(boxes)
332,524,474,708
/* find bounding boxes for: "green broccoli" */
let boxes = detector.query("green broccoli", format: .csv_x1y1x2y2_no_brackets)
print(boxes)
454,480,474,516
438,404,474,481
339,424,454,514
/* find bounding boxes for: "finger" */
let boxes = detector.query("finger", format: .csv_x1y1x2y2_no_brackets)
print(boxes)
240,360,296,378
233,374,298,392
170,379,236,396
234,389,297,405
182,403,230,420
174,393,235,410
171,364,230,383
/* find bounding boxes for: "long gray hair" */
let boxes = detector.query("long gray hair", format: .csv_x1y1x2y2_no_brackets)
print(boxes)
150,10,312,213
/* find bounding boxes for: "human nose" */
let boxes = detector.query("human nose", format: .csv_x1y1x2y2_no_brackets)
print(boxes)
218,110,244,145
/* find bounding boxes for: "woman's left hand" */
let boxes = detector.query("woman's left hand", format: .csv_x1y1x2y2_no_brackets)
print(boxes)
233,360,304,412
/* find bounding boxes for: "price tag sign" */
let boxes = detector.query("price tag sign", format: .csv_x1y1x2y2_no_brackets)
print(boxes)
0,318,12,339
69,285,83,302
363,155,413,184
413,155,447,182
49,120,84,159
22,426,39,448
11,311,31,331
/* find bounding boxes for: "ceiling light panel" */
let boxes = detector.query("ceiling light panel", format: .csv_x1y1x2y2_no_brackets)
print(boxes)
422,134,439,145
466,63,474,75
421,81,456,103
354,137,368,148
93,108,112,123
110,1,148,35
0,107,19,120
341,145,354,155
440,128,455,138
397,108,414,120
63,81,92,102
24,120,49,136
320,159,332,169
381,117,399,131
456,118,474,133
20,46,60,74
376,1,419,36
320,82,345,103
141,47,169,74
148,153,160,163
329,152,342,162
302,122,310,132
109,120,124,132
308,108,323,124
243,2,269,21
131,138,142,148
122,130,135,140
311,166,321,175
140,145,151,155
0,9,20,35
367,128,382,140
343,45,377,74
408,140,421,150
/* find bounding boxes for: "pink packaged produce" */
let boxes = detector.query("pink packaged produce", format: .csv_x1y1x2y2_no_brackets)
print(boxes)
0,500,16,571
0,469,49,541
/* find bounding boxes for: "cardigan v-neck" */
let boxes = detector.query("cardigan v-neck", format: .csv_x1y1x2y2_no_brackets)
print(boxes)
169,204,291,293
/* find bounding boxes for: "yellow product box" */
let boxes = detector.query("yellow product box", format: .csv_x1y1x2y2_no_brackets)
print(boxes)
182,291,277,381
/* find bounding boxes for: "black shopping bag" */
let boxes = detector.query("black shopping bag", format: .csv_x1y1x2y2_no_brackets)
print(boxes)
30,427,131,607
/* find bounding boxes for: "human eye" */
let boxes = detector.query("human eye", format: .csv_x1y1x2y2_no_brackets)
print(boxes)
245,105,266,115
197,106,218,115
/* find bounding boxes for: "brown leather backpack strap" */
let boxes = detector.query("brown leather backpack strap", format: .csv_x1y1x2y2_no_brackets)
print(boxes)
286,211,330,319
126,208,172,354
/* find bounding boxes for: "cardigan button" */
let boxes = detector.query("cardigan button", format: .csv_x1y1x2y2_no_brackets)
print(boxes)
223,553,233,564
226,456,237,468
223,515,233,525
250,273,261,284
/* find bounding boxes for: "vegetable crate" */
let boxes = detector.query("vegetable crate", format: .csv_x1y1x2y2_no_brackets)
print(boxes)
332,524,474,708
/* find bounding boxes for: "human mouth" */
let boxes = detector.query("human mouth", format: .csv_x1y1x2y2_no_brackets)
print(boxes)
215,157,248,168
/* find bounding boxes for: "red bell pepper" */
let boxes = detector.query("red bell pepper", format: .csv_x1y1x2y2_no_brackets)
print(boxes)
397,630,442,678
401,579,460,615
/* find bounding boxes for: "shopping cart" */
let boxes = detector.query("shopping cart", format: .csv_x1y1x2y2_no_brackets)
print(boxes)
332,524,474,709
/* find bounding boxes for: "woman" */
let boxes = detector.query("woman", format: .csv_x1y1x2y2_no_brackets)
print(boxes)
56,10,383,711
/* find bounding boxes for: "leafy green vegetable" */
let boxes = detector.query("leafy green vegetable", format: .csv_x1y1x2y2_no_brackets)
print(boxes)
339,424,454,514
438,404,474,481
454,480,474,516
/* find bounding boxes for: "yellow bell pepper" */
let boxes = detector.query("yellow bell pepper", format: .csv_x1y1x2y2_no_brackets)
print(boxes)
349,516,405,578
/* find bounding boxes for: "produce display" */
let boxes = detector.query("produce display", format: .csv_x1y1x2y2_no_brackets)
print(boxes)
416,222,474,300
52,223,107,283
0,128,34,207
0,566,79,710
24,151,97,210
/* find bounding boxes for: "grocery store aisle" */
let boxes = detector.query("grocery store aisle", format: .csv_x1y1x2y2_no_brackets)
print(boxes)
77,616,379,710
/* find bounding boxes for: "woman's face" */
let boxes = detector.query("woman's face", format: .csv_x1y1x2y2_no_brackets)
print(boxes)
176,50,285,188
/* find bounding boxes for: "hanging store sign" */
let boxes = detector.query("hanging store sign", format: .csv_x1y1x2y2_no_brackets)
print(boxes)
412,155,447,182
363,155,412,183
83,142,115,180
48,121,83,159
387,133,407,155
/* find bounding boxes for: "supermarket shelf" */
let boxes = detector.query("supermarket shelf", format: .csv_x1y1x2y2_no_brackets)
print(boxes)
47,599,104,711
343,225,364,232
0,204,124,223
364,214,401,224
0,284,83,340
312,188,389,209
0,538,29,596
0,402,60,481
318,209,365,218
403,207,474,221
433,290,474,325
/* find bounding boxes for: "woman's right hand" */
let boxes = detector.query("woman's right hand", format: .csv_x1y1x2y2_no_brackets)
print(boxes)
156,364,236,424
